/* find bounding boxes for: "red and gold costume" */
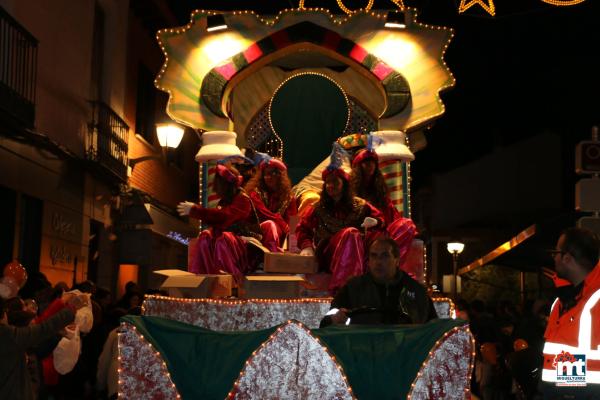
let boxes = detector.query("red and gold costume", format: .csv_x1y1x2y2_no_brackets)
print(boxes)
352,148,418,272
247,157,298,252
296,197,384,292
247,190,289,252
254,189,298,226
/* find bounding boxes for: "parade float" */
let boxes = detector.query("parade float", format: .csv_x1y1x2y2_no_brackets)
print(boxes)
119,4,473,399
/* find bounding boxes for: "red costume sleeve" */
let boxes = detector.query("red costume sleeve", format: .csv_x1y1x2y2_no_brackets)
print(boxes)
282,195,298,222
364,200,385,228
295,205,318,250
188,193,251,229
382,196,401,225
248,191,289,234
35,298,68,323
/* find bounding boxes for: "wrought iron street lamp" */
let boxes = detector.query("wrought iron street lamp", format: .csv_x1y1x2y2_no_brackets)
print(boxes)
129,123,185,172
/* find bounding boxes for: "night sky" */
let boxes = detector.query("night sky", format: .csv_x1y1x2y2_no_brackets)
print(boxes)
168,0,600,194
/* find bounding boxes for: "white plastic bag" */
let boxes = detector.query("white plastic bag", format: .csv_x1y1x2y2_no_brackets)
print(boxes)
53,325,81,374
74,294,93,333
64,289,94,333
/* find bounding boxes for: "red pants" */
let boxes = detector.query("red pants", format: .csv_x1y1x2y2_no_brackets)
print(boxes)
260,220,283,252
319,227,369,293
189,230,248,282
386,217,417,269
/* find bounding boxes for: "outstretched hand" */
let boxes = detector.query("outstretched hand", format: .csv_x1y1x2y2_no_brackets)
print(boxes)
360,216,378,229
177,201,195,216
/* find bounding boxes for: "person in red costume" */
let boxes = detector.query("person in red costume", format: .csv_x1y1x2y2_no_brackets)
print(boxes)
177,164,263,282
296,144,384,293
350,147,418,272
245,156,298,251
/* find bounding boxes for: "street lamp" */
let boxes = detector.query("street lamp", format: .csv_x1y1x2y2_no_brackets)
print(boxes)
129,123,185,172
156,123,184,148
447,241,465,299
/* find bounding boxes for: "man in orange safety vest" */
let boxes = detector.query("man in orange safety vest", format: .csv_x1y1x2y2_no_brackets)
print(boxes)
541,227,600,399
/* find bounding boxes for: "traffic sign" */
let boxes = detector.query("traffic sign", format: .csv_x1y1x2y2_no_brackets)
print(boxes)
576,141,600,174
575,178,600,211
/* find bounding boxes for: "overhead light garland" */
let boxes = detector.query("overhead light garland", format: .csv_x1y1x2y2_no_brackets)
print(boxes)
299,0,405,15
459,0,587,16
540,0,586,5
458,0,496,16
298,0,587,18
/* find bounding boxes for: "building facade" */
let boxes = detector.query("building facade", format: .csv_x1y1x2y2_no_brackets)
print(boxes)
0,0,198,295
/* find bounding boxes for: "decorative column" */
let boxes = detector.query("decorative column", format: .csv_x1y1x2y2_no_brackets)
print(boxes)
371,130,415,216
195,131,244,210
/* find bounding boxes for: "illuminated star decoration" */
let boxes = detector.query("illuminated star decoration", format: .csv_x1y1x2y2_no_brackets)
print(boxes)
458,0,496,16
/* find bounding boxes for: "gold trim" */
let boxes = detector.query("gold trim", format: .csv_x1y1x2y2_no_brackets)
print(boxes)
540,0,586,5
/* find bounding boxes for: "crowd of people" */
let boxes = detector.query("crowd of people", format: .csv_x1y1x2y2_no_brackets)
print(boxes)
455,297,549,399
1,230,599,400
0,272,161,400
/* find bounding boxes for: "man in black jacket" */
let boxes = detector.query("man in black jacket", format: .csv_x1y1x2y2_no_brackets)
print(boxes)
321,237,437,327
0,293,88,400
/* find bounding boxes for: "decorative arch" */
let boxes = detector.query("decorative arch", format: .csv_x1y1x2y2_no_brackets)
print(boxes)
200,21,410,119
245,94,378,158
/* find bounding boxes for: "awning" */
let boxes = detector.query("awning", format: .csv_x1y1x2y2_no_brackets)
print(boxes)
458,212,579,275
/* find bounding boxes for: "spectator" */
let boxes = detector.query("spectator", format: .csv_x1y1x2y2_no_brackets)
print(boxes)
0,293,88,400
541,227,600,398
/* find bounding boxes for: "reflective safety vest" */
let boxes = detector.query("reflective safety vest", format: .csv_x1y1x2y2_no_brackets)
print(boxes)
542,264,600,384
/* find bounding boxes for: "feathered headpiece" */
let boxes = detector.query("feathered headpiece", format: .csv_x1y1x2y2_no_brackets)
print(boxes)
249,150,272,167
351,133,382,167
322,142,350,181
243,149,288,171
217,154,254,166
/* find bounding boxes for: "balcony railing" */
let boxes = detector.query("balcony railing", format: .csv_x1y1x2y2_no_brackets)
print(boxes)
87,101,129,182
0,6,37,128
